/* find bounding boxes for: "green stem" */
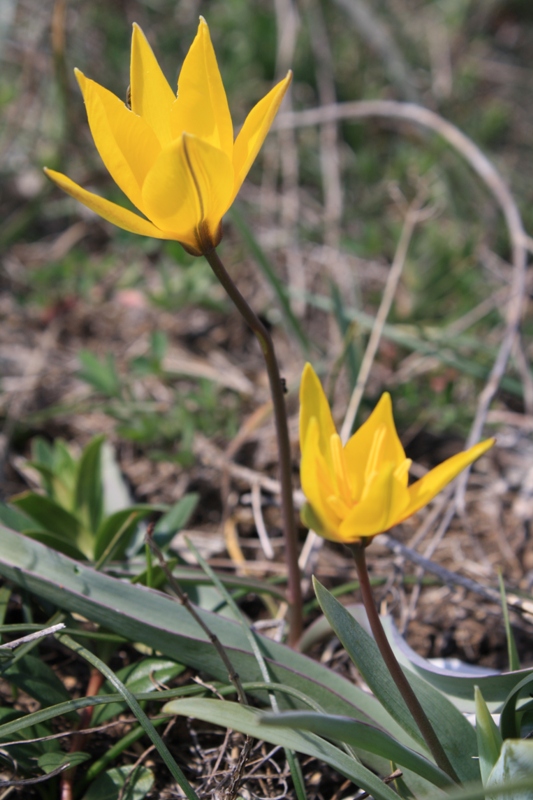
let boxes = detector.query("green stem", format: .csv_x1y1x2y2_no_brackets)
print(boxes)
204,247,303,646
350,541,460,783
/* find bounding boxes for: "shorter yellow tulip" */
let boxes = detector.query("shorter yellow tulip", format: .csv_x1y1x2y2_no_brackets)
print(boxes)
299,364,494,542
44,18,291,256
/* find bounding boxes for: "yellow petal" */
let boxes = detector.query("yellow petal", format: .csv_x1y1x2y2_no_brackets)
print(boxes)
339,464,410,540
44,169,175,240
75,70,161,212
170,17,233,157
299,364,338,473
344,393,406,489
300,418,342,541
142,133,234,252
231,72,292,203
401,438,495,522
130,24,175,147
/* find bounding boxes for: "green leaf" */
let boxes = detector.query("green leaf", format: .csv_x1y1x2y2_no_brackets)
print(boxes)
75,435,105,535
58,632,198,800
21,529,87,560
30,437,77,506
81,765,154,800
153,493,199,547
0,527,403,740
11,492,81,542
486,740,533,800
38,750,90,772
1,653,71,708
164,698,399,800
92,658,185,725
259,710,454,789
500,672,533,739
150,329,167,362
475,686,503,784
0,585,11,627
380,614,533,714
498,571,520,672
443,775,533,800
313,578,479,782
78,350,122,398
94,506,153,562
0,502,34,533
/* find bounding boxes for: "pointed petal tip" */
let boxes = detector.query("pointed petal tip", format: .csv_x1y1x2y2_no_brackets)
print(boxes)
302,362,315,380
300,362,320,398
196,16,209,37
131,22,148,47
73,67,85,90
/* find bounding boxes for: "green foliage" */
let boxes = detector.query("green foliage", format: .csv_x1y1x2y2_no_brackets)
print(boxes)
0,435,198,561
78,352,122,399
81,765,154,800
1,530,533,798
75,340,240,463
2,3,533,797
498,571,521,672
475,686,503,785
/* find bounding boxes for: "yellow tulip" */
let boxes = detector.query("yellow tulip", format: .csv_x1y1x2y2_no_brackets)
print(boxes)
299,363,494,542
44,18,291,256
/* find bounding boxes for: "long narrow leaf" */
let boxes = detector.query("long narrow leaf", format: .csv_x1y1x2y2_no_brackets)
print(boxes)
75,435,105,535
474,686,502,784
259,710,454,788
314,578,478,782
497,571,520,672
499,671,533,739
163,697,399,800
381,614,533,714
0,528,408,741
56,633,199,800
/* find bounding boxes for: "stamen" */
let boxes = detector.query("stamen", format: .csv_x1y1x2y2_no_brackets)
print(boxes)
394,458,412,483
326,494,350,519
330,433,353,506
364,424,386,485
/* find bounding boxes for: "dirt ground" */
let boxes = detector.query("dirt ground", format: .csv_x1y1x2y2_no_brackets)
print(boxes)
2,241,532,672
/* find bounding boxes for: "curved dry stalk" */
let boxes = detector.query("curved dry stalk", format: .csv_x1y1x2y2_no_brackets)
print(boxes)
274,0,305,318
340,192,432,443
302,0,343,248
276,99,528,515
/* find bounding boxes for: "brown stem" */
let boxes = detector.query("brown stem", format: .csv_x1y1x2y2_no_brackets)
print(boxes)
203,247,303,646
350,541,460,783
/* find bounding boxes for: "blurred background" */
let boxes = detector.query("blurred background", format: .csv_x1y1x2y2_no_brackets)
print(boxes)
1,0,533,662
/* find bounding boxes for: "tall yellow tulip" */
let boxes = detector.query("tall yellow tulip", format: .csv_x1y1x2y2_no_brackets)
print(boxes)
44,18,291,255
299,363,494,542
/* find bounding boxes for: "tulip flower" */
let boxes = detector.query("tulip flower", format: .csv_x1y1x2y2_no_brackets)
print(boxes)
44,18,291,256
299,363,494,542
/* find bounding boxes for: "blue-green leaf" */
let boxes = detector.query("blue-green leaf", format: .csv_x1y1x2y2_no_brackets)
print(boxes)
475,686,503,784
259,710,454,788
153,493,199,547
164,698,399,800
81,765,154,800
11,492,81,541
75,435,105,535
313,578,478,782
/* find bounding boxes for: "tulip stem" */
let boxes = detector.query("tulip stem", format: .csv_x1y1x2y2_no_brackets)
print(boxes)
203,247,303,647
350,541,460,783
